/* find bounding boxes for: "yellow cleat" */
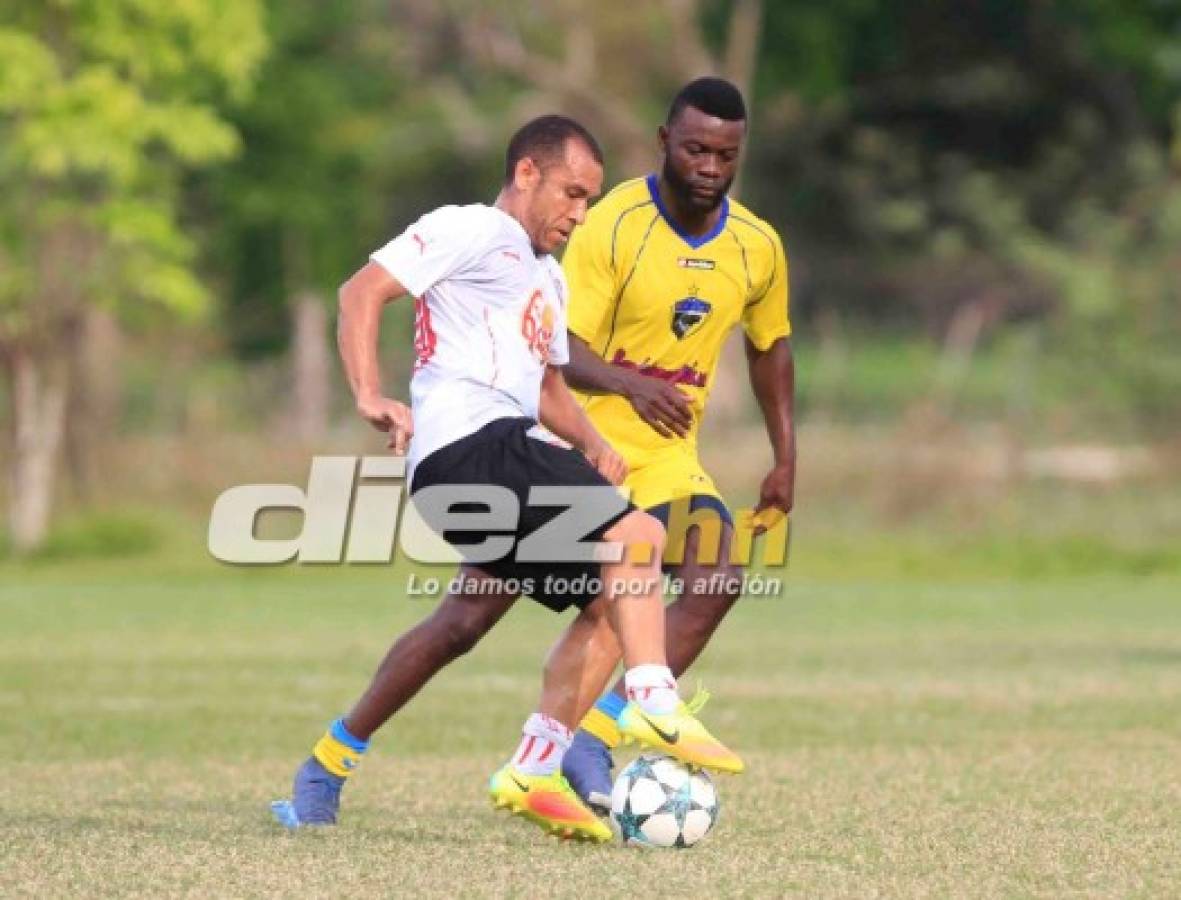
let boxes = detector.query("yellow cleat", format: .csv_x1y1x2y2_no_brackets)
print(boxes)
488,765,613,843
617,688,744,774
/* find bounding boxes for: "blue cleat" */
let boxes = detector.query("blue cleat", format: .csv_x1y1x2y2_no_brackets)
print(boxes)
561,729,615,815
270,757,344,829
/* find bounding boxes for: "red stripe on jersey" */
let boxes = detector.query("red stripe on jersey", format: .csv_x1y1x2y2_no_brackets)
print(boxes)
413,295,437,371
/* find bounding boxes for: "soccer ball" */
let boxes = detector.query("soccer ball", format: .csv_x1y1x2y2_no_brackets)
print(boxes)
609,753,720,848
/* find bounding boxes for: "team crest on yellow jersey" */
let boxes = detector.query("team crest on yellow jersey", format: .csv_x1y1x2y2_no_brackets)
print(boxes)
671,296,712,340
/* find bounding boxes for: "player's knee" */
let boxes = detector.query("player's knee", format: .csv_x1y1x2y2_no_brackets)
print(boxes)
444,617,483,658
434,602,489,659
605,509,666,561
579,595,611,622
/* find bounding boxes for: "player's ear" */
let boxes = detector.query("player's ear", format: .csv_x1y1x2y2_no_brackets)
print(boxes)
514,156,541,191
657,125,669,153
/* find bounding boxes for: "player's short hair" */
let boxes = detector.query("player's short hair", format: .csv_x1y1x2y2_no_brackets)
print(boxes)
504,115,604,184
667,76,747,125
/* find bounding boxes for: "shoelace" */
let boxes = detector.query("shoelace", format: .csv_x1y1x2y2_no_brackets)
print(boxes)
683,681,711,716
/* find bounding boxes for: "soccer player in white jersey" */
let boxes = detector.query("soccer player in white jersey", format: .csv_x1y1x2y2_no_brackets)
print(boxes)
270,116,742,842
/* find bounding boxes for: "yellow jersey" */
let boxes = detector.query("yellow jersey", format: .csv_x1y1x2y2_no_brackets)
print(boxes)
563,174,790,476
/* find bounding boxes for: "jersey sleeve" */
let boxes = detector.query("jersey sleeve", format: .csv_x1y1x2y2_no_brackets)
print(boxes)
370,206,482,298
742,227,791,350
561,208,618,345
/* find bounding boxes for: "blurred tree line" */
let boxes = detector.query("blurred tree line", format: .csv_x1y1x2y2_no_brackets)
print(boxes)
1,0,1179,551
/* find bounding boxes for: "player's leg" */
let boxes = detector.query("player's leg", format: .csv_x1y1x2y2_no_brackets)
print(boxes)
491,504,743,839
565,496,742,808
272,566,517,828
488,596,618,841
489,508,665,842
601,508,742,772
531,506,741,768
485,424,740,837
343,570,518,739
520,505,673,729
538,595,621,726
652,517,743,675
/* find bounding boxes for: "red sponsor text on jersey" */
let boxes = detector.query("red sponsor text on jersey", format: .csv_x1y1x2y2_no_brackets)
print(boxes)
520,289,555,364
609,349,707,387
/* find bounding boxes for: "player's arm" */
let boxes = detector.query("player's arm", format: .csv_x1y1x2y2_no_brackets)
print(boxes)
539,365,627,485
337,261,413,454
566,335,693,438
746,336,796,522
743,226,795,526
562,199,693,438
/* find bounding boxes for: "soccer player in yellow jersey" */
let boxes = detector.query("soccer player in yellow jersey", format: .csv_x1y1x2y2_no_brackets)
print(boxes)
559,77,797,810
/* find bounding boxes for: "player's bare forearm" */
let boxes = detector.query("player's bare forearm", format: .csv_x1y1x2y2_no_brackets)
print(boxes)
540,365,628,485
564,335,631,395
566,334,693,437
337,261,407,403
747,336,797,511
539,365,602,452
338,261,415,452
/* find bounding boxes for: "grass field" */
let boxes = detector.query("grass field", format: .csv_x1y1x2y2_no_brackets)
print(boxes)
2,546,1180,898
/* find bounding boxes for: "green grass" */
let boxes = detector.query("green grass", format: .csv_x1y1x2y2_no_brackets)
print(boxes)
2,554,1180,897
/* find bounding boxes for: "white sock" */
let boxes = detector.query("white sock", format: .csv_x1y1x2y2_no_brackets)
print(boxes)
624,664,679,715
511,713,574,776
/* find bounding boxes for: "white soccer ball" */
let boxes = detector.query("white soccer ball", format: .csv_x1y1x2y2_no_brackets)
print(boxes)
609,753,720,848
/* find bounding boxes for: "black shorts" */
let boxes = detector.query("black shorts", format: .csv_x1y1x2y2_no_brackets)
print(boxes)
646,494,735,573
409,417,635,612
647,494,734,529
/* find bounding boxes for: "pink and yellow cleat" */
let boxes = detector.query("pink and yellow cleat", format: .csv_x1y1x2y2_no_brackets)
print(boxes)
488,764,613,843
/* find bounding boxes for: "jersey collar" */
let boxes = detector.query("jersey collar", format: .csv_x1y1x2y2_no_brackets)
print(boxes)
490,203,548,260
646,173,729,250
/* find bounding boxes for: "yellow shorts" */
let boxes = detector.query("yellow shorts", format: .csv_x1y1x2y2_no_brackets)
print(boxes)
623,451,723,511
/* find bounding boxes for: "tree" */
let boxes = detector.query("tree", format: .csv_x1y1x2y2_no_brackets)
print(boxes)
201,0,407,444
392,0,766,178
0,0,266,552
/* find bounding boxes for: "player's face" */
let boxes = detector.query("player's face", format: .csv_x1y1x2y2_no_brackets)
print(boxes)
523,140,603,254
659,106,746,213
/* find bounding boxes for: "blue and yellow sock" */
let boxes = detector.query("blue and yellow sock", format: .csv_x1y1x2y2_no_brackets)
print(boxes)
579,692,626,748
312,718,369,777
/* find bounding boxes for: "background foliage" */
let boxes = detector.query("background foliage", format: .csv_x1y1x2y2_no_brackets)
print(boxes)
0,0,1179,550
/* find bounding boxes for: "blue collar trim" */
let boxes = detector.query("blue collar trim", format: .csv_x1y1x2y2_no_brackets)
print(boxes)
645,173,729,249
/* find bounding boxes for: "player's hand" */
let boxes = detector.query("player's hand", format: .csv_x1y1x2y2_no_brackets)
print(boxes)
624,373,694,438
583,437,628,486
753,463,794,534
356,393,414,455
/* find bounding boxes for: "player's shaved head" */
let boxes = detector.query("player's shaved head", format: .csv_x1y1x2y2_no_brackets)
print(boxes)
504,115,604,185
666,76,747,126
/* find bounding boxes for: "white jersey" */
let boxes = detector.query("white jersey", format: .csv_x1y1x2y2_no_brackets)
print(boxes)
370,203,570,477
